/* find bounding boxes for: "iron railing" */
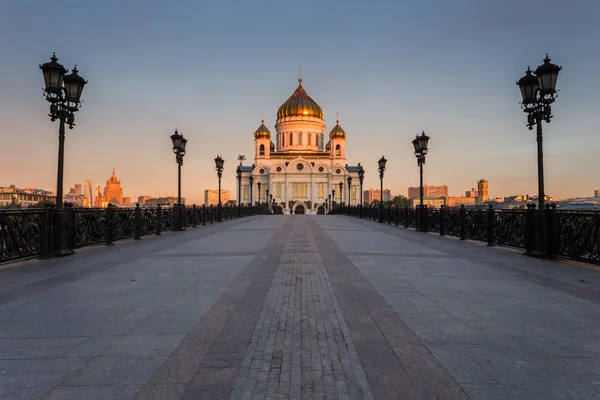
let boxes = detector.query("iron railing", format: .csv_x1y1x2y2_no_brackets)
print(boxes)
0,203,256,263
336,204,600,265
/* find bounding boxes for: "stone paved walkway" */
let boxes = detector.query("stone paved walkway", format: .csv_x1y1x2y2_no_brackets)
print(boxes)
0,216,599,399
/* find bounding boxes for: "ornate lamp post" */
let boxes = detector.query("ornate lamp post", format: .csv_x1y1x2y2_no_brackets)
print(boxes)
332,189,336,209
257,182,262,214
378,156,387,223
214,155,224,222
236,166,242,217
170,130,187,230
517,54,561,256
327,194,331,212
40,53,87,256
347,176,352,215
358,164,364,218
412,132,430,231
249,176,254,215
339,182,343,209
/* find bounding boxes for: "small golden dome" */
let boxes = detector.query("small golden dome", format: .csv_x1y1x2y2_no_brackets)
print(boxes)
325,140,331,151
254,120,271,140
329,119,346,140
277,78,324,120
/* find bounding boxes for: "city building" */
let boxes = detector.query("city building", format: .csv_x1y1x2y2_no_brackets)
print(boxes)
364,189,392,204
445,196,476,207
64,193,87,207
94,169,126,207
237,77,362,214
465,188,478,198
69,183,82,196
143,196,185,207
138,196,152,205
204,190,231,206
409,196,445,209
595,190,600,198
94,184,101,206
477,179,489,204
0,186,56,208
84,180,92,208
407,185,448,200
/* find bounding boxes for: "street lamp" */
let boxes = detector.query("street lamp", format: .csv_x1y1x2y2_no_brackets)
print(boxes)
214,155,224,222
412,131,430,231
378,156,387,223
40,53,87,256
517,54,561,256
170,129,187,230
328,194,331,212
339,182,343,209
332,189,336,209
249,176,254,215
257,182,262,213
236,166,242,217
358,163,364,218
347,176,352,215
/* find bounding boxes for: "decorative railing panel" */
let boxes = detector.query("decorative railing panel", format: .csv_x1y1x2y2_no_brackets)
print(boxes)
556,211,600,264
1,204,253,264
75,208,107,247
444,209,461,237
0,209,45,262
428,209,441,233
113,209,136,241
494,210,527,248
464,210,487,242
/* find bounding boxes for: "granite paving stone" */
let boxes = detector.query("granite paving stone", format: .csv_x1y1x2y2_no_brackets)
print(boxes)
1,215,599,399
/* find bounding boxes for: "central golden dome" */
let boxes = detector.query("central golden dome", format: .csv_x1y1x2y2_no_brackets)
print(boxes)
277,78,324,120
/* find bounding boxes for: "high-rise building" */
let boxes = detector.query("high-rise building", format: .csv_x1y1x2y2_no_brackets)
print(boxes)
408,185,448,199
363,190,371,205
74,183,82,196
84,180,92,207
95,170,125,207
94,184,101,207
595,190,600,198
363,188,391,203
204,190,231,206
477,179,489,204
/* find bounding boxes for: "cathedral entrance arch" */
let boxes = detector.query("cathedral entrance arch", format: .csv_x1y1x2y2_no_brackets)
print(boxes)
317,206,325,215
293,204,306,214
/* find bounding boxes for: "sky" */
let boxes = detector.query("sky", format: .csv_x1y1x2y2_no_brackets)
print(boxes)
1,0,599,204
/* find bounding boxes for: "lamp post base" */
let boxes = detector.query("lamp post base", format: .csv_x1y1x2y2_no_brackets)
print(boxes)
53,210,75,257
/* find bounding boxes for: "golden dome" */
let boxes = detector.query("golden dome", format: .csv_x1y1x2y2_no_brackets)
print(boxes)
325,140,331,151
329,119,346,139
254,120,271,140
277,78,324,120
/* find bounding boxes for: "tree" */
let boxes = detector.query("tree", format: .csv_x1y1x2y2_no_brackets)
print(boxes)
392,195,409,207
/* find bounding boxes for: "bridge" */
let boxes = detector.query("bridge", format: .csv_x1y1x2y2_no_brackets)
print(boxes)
1,215,599,399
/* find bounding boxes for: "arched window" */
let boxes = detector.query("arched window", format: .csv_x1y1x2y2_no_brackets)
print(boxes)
335,144,341,156
289,132,293,146
259,144,265,156
299,132,303,145
281,134,285,147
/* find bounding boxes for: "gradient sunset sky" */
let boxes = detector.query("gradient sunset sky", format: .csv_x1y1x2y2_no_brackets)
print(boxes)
1,0,599,204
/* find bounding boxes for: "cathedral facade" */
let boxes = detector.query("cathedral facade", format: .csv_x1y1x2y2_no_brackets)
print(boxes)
238,78,363,215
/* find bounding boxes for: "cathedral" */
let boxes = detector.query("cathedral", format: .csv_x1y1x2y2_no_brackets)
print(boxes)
238,77,363,214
